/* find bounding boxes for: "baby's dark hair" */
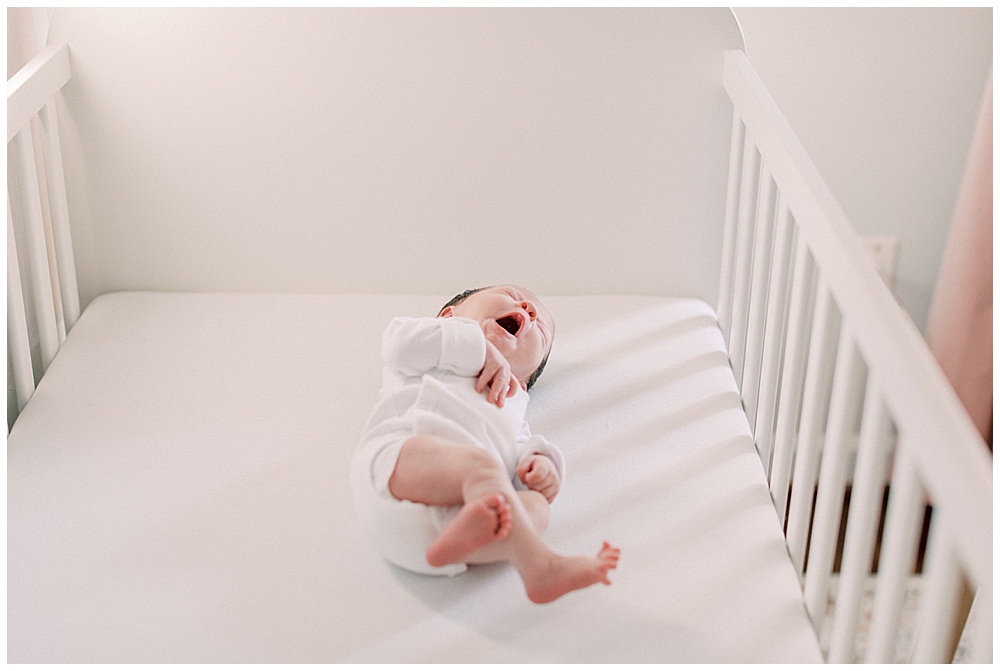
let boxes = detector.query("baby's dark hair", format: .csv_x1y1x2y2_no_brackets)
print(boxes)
437,287,490,316
439,287,551,391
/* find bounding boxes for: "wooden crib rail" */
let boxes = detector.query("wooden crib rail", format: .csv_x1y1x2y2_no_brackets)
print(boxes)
719,50,991,663
7,43,79,429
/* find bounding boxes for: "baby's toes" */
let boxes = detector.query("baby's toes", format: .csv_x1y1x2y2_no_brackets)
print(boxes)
496,499,513,538
483,493,511,537
598,543,621,568
598,541,620,556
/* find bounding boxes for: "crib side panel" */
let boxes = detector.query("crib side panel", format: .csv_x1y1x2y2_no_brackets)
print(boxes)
721,49,992,663
7,43,79,430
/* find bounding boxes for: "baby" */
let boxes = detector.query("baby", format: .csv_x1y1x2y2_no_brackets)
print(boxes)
350,285,619,604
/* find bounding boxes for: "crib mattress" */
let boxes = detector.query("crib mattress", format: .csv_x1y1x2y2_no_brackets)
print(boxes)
7,292,822,663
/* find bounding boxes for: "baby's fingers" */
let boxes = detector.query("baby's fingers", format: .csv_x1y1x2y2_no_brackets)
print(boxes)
476,366,494,394
517,458,537,484
516,460,531,483
477,362,503,396
489,370,512,407
507,377,519,398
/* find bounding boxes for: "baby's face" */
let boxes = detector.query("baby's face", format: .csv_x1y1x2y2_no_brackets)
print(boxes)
441,285,554,386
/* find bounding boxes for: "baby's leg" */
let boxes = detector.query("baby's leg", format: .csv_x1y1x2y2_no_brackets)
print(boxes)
464,490,549,565
439,489,554,567
389,435,514,567
518,489,551,534
426,493,511,567
389,434,620,603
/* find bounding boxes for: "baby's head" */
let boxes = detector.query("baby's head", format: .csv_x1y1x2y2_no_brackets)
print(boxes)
438,285,554,391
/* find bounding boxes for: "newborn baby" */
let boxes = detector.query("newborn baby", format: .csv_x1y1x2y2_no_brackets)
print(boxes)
351,285,619,603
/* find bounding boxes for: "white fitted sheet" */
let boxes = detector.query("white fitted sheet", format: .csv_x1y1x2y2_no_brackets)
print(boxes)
7,292,822,663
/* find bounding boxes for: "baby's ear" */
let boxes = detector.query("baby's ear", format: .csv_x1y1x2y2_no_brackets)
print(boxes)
439,306,454,318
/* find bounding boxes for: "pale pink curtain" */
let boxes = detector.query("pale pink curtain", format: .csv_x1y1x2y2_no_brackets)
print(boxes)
925,72,993,446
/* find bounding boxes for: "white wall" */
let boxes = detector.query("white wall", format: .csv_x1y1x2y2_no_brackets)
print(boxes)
48,9,744,307
6,7,55,75
19,8,992,323
734,7,992,331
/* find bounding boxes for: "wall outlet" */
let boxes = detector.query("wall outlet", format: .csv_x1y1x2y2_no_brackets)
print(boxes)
860,235,899,287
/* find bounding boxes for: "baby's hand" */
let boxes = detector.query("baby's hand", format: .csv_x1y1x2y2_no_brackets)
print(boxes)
516,454,561,503
477,340,520,408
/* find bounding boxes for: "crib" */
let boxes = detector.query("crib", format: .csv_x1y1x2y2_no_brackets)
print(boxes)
7,8,991,663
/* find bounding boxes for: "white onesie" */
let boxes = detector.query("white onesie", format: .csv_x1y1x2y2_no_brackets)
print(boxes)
350,316,566,577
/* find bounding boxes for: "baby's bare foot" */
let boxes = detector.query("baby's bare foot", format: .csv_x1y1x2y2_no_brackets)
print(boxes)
524,541,621,604
426,492,512,567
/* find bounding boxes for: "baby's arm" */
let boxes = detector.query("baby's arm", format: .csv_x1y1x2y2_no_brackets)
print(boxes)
382,317,517,408
382,317,484,378
515,431,566,503
516,454,561,503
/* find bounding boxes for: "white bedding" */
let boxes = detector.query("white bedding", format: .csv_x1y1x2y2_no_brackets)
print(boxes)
7,292,822,663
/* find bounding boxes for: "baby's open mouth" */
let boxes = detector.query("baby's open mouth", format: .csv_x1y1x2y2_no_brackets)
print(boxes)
496,314,523,337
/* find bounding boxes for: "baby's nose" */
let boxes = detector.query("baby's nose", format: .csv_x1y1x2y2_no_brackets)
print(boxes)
521,301,537,320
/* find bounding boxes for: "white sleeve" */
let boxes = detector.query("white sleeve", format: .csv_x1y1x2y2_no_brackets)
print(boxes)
381,317,486,378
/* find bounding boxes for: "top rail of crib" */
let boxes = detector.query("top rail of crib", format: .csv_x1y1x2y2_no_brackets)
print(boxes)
720,47,990,642
8,43,70,143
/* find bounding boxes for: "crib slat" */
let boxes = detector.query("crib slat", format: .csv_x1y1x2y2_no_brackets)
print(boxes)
29,115,67,346
727,140,761,389
786,279,841,576
8,126,60,371
726,50,990,663
803,335,866,628
753,202,795,476
37,100,81,329
911,520,963,663
827,385,894,662
865,441,925,663
717,113,746,344
768,235,815,519
8,198,35,412
740,170,778,436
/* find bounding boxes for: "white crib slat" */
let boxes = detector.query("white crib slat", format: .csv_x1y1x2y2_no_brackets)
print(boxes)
911,521,963,663
29,115,67,346
865,441,925,663
727,139,761,389
717,113,745,343
768,235,815,519
8,198,35,411
725,51,991,662
8,127,60,371
827,385,894,662
741,170,778,436
786,279,840,575
37,100,81,330
753,202,794,477
803,335,866,627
